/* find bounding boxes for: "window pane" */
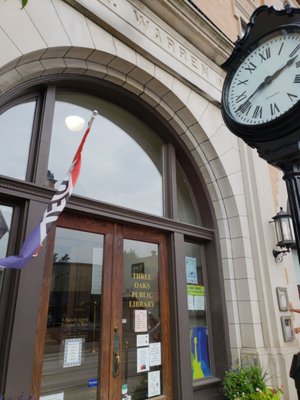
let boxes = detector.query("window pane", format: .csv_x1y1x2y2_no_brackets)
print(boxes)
48,93,163,216
40,228,103,399
177,164,198,225
0,205,13,292
122,240,162,399
0,100,36,180
184,242,212,380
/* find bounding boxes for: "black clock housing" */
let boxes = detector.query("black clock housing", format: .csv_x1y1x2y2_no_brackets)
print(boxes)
221,5,300,163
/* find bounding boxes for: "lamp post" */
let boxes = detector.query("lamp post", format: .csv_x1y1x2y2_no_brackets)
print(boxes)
280,159,300,263
271,207,296,262
267,151,300,264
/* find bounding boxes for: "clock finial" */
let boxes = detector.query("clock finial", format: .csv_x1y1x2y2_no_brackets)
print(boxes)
283,1,293,14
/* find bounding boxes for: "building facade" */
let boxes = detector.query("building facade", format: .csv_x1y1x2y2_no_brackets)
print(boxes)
0,0,300,399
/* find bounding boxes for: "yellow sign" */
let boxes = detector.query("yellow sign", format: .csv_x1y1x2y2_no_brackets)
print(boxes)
187,285,205,296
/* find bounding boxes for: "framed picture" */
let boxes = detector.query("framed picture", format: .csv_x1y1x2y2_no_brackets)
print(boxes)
131,262,144,275
276,287,289,311
281,315,294,342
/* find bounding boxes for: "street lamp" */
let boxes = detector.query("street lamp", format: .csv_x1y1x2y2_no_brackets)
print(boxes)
271,207,296,262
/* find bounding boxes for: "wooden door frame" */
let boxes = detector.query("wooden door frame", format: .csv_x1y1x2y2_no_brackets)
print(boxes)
32,213,172,400
32,214,115,398
118,226,172,400
109,225,172,400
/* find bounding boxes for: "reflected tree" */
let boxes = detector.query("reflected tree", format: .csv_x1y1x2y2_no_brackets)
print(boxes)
53,253,70,264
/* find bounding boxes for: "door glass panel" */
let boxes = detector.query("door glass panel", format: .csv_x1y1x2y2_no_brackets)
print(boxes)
40,228,104,400
0,100,36,180
122,240,162,399
0,205,13,293
48,93,163,216
184,242,212,381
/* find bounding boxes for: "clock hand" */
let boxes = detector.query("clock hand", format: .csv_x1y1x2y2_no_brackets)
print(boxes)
244,80,267,103
237,55,298,112
268,55,298,82
237,79,268,112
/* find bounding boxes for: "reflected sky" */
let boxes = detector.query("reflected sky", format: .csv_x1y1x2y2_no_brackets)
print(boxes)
48,94,163,216
0,101,36,180
54,228,103,265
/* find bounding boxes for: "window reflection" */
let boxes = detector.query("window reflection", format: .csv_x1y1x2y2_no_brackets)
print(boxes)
0,100,36,180
48,93,163,216
0,205,13,292
185,242,211,380
176,164,198,225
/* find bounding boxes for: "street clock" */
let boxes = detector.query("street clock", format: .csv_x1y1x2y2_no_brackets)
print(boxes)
221,5,300,163
221,4,300,264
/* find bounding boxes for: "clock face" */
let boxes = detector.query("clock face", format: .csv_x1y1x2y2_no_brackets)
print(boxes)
225,30,300,126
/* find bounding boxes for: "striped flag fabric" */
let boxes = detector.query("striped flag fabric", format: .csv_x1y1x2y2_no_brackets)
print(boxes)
0,110,98,270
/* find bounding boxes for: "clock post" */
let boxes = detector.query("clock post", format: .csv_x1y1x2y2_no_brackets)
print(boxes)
278,156,300,263
221,4,300,264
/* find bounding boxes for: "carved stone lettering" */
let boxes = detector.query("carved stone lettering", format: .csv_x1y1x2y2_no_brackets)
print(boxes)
133,9,149,29
94,0,223,91
154,28,162,43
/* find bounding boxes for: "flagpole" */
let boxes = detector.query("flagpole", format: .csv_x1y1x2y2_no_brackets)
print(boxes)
89,110,98,126
72,110,98,165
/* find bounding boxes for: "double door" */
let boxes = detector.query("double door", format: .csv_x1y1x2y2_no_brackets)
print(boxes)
33,213,172,400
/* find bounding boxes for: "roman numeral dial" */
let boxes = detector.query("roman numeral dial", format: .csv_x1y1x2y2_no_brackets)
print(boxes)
226,31,300,126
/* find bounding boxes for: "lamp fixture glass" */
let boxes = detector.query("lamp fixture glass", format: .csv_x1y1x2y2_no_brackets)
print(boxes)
65,115,85,131
271,207,296,262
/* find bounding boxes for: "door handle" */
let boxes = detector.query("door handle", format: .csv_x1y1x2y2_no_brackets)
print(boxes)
113,327,120,377
114,351,120,373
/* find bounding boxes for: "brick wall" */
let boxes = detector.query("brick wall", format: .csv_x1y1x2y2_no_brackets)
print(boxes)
190,0,298,42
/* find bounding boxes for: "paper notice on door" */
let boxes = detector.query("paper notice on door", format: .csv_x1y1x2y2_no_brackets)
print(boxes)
63,338,83,368
137,334,149,347
40,393,64,400
185,257,198,284
134,309,148,332
148,370,161,397
194,294,205,310
187,285,205,310
149,342,161,366
137,347,150,373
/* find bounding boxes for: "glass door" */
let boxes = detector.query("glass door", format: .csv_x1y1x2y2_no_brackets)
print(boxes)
34,215,171,400
120,237,169,400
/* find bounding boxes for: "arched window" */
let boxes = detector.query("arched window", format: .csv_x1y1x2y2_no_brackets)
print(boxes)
48,93,164,216
0,88,199,225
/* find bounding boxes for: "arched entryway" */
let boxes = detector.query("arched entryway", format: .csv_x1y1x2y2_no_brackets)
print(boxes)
0,75,229,399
